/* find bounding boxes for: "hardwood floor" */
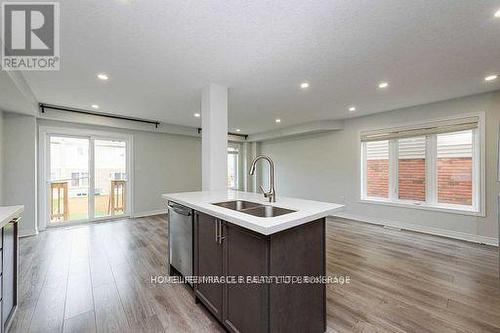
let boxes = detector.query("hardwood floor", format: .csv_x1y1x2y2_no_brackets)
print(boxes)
9,215,500,332
327,218,500,333
11,216,223,333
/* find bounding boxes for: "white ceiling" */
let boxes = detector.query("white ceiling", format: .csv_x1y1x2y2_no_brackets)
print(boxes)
16,0,500,134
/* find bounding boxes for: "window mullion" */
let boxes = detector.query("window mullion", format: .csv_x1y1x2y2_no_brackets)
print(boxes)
360,142,367,199
472,128,480,211
89,136,95,221
426,134,437,205
389,139,398,201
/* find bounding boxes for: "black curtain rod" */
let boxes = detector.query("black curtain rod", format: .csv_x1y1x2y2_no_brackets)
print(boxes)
39,103,161,128
197,128,248,139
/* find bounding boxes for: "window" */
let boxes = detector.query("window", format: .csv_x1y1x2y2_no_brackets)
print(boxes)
227,145,239,190
81,172,89,187
71,172,79,187
437,131,473,206
361,116,482,215
365,140,389,198
398,137,426,201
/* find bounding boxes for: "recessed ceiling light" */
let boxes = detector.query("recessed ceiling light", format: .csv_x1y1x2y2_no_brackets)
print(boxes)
495,9,500,18
484,74,498,82
194,113,201,118
91,104,99,109
348,106,356,112
236,129,241,132
378,81,389,89
300,82,310,89
97,73,109,80
275,118,281,123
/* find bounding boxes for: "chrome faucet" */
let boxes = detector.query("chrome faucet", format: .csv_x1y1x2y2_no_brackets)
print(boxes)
249,155,276,203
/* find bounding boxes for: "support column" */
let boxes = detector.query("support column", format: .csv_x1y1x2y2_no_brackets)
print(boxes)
201,84,228,191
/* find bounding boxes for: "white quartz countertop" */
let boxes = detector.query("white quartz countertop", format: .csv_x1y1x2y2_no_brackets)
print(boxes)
161,191,344,235
0,205,24,229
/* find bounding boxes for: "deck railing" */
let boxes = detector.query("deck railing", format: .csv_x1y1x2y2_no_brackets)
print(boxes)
50,180,126,222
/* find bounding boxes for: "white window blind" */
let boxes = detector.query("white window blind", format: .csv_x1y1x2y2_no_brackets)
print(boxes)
398,137,426,159
436,130,472,158
366,140,389,160
361,116,479,142
398,136,426,202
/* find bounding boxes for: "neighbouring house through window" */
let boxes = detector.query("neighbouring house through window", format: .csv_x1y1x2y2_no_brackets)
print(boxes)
227,145,240,189
398,136,426,201
365,140,389,198
360,115,482,214
71,172,79,187
436,131,473,206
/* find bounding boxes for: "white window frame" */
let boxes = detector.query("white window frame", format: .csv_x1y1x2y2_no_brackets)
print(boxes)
38,126,134,230
360,113,485,217
227,143,240,190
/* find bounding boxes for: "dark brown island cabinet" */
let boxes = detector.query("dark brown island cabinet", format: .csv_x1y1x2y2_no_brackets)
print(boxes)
0,212,21,333
194,211,326,333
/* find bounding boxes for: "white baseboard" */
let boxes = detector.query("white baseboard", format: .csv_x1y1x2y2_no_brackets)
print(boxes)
133,209,166,218
332,212,499,246
19,229,38,238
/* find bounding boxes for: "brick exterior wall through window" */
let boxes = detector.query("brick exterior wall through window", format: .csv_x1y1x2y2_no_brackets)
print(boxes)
366,159,388,198
437,157,472,205
367,157,472,205
398,159,425,201
364,130,474,207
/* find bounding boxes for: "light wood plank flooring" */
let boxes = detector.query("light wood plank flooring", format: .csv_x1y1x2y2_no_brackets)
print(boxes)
9,215,500,332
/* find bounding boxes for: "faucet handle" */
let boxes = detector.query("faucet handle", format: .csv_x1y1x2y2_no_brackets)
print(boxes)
259,185,275,202
259,185,270,196
259,185,265,194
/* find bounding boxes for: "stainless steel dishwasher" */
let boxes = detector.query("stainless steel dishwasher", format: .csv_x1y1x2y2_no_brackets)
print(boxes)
167,201,193,279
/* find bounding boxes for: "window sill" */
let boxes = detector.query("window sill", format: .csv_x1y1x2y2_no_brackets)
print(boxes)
359,198,484,217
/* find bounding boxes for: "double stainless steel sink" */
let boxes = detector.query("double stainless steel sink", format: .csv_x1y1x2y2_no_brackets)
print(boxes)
213,200,296,218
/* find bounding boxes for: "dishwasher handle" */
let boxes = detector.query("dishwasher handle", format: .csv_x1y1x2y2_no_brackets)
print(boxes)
168,203,192,216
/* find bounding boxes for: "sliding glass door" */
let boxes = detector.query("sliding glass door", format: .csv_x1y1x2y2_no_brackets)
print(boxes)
46,133,130,225
94,139,127,218
49,136,90,223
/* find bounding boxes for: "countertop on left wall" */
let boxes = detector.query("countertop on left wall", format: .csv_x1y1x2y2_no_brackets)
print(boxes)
0,206,24,228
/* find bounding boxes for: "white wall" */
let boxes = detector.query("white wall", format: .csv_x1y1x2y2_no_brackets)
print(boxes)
133,130,201,215
259,92,500,245
2,113,37,236
37,119,202,222
0,114,201,235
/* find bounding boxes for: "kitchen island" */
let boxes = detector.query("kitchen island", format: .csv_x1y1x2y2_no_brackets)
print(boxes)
162,191,343,333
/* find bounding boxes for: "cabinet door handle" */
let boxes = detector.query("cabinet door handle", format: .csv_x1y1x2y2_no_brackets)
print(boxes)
215,219,219,243
218,220,222,244
219,223,226,244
